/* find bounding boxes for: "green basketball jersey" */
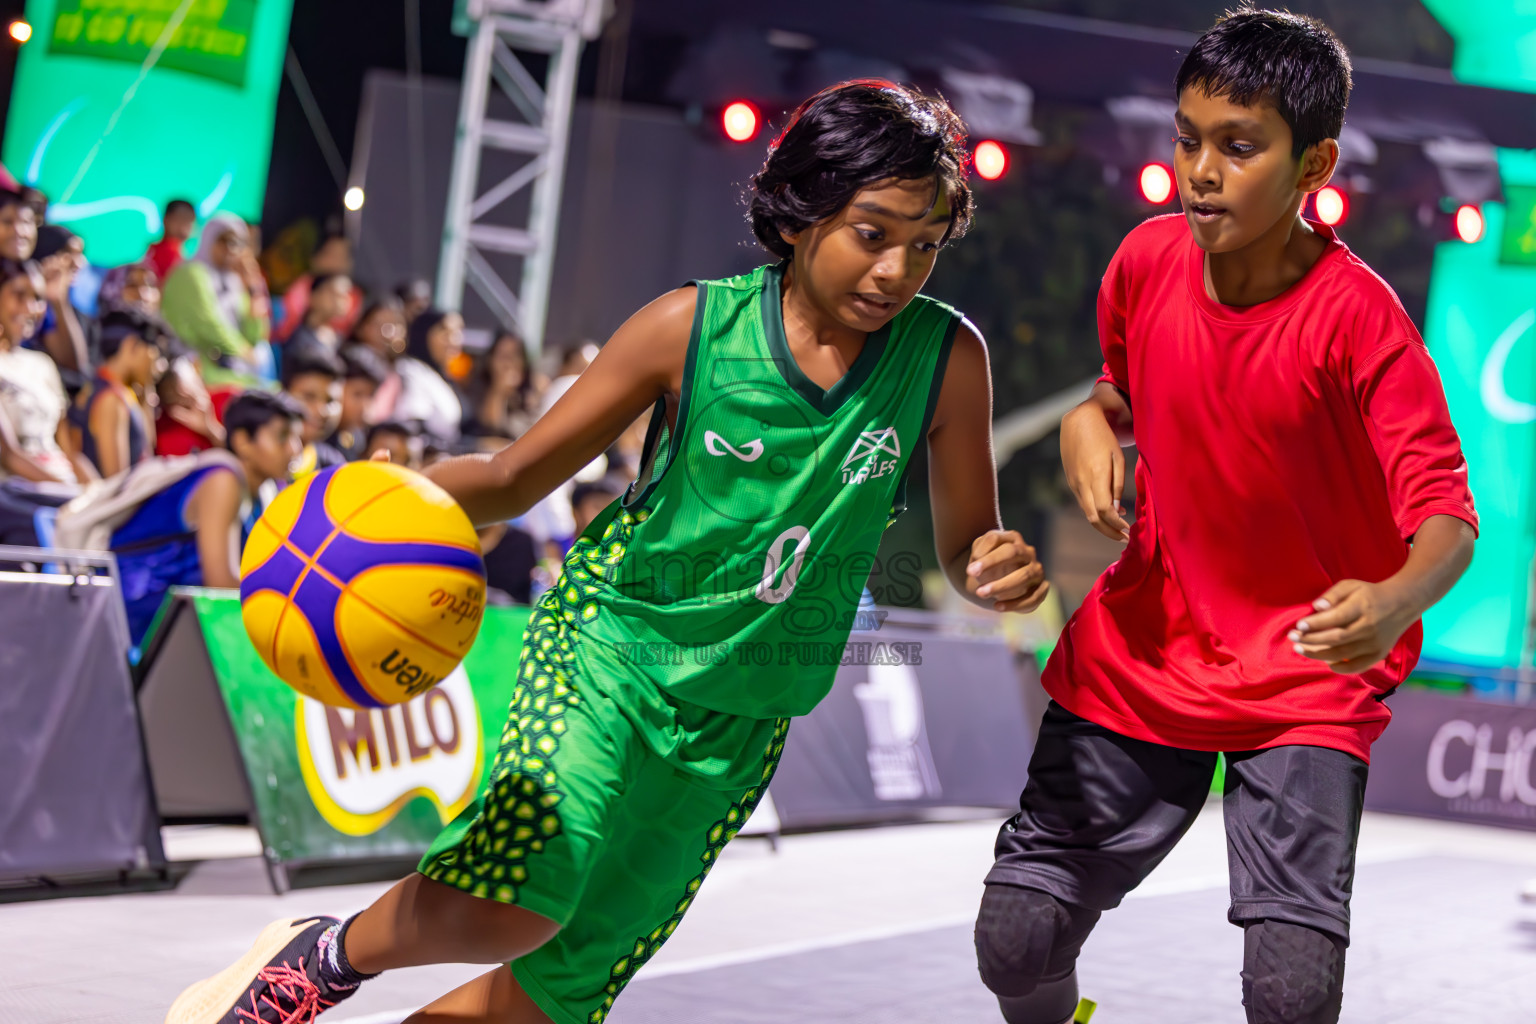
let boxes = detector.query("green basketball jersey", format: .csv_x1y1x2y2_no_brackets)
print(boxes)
564,262,959,723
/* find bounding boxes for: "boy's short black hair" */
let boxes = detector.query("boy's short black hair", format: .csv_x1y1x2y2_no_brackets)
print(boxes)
280,343,346,389
0,190,28,214
224,390,305,449
1176,8,1352,157
747,79,975,260
311,271,350,296
365,420,414,447
165,199,195,218
98,309,162,361
339,344,388,386
571,477,624,512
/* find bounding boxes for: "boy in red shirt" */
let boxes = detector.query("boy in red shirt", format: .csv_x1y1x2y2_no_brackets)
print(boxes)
974,11,1478,1024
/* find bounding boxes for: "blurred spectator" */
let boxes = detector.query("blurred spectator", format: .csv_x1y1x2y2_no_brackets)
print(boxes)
331,345,388,460
469,329,537,438
30,225,91,373
606,412,652,480
480,521,538,605
395,308,468,443
144,199,196,282
110,390,304,644
80,311,167,477
19,187,48,223
365,421,415,466
286,271,353,362
0,259,95,485
155,354,229,457
572,476,624,538
0,190,37,260
280,344,348,476
162,214,271,386
521,339,605,554
350,297,408,422
277,233,362,342
97,262,161,318
536,339,601,419
395,277,433,325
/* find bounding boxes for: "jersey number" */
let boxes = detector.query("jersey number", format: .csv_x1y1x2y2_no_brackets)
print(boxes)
755,526,811,604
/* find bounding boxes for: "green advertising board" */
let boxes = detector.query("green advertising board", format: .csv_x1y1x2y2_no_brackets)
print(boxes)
3,0,295,266
1416,1,1536,669
1421,197,1536,666
187,591,530,869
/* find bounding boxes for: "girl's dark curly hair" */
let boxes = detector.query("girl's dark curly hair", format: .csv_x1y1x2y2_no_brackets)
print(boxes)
747,80,975,259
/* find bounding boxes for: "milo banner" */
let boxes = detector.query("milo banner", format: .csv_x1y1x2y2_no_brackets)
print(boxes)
1366,688,1536,831
136,591,529,881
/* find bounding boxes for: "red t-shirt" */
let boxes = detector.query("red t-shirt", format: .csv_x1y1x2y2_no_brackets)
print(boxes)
1043,215,1478,762
145,237,186,283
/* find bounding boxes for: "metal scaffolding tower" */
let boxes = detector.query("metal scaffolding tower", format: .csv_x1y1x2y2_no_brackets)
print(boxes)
438,0,609,354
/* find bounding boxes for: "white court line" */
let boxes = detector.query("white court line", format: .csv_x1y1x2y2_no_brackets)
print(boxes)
329,845,1436,1024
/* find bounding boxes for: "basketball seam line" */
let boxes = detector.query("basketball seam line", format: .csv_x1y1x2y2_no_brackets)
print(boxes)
268,478,411,701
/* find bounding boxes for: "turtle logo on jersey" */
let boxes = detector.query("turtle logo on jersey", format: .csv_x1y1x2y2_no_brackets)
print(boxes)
703,429,764,462
841,427,901,485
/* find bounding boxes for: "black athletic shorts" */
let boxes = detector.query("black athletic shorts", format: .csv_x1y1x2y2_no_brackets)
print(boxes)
986,702,1368,944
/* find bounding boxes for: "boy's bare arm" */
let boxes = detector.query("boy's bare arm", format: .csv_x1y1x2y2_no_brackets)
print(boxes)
1062,380,1134,542
929,322,1047,613
1291,514,1476,673
421,288,694,527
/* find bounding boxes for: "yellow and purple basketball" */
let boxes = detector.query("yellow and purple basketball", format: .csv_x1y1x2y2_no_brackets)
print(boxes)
239,461,486,709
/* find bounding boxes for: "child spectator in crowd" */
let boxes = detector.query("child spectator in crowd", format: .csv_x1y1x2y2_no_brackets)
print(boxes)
145,199,196,283
364,421,415,467
96,262,161,318
284,271,353,367
570,476,624,540
350,297,408,422
0,190,37,261
277,233,361,342
30,225,90,374
394,308,469,443
108,390,303,644
330,345,388,461
162,213,270,386
280,344,348,476
467,329,537,439
80,311,167,477
154,353,228,456
0,259,95,485
395,277,433,325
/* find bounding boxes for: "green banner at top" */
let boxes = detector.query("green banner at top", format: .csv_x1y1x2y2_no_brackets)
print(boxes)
49,0,258,88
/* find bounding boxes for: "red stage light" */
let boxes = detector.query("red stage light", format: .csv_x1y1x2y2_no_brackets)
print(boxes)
1314,186,1347,226
722,101,760,143
8,20,31,43
1139,163,1173,204
974,140,1008,181
1454,204,1484,243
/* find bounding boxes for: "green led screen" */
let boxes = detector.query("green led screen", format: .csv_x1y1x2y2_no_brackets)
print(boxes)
3,0,295,267
1417,1,1536,667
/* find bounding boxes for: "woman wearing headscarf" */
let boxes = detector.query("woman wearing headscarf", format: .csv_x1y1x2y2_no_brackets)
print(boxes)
161,213,271,386
96,262,161,318
392,307,469,443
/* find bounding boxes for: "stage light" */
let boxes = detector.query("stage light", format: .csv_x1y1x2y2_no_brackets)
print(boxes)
1139,163,1173,204
1454,204,1484,243
8,20,31,43
343,187,365,211
722,101,760,143
1314,185,1347,226
974,140,1009,181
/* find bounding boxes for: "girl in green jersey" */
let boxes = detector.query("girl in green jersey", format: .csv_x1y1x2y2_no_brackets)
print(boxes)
169,79,1049,1024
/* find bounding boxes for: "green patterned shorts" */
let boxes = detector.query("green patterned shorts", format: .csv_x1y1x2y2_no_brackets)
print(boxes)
419,574,788,1024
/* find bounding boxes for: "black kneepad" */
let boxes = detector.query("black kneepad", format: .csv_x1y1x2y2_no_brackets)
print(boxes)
1241,920,1347,1024
974,884,1099,999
